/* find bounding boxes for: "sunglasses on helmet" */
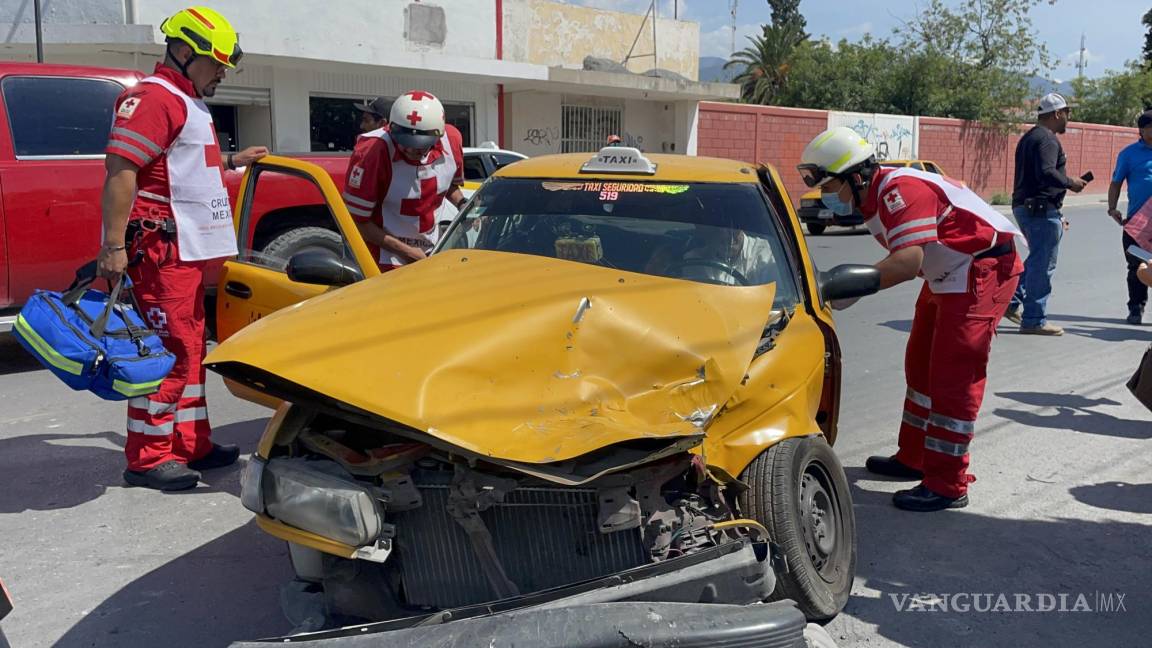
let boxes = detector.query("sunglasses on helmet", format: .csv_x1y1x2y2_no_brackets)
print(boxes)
797,164,837,188
179,27,244,66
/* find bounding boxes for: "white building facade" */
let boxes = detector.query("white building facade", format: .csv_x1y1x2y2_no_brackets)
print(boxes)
1,0,737,156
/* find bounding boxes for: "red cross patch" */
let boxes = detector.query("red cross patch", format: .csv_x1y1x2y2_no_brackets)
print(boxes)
117,97,141,118
407,91,434,101
406,110,423,126
146,307,168,332
883,188,907,213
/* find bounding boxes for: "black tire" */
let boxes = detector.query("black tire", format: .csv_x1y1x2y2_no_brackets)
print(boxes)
261,227,344,269
806,223,826,235
739,436,856,622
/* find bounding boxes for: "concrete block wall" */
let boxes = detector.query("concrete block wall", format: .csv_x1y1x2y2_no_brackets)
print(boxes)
697,101,1139,205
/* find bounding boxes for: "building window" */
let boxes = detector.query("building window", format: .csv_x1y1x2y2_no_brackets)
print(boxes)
2,76,125,157
560,104,622,153
310,96,368,152
310,96,474,152
209,105,238,152
445,103,473,148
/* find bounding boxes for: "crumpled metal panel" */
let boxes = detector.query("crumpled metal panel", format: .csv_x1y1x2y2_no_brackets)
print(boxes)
206,250,776,465
393,472,649,609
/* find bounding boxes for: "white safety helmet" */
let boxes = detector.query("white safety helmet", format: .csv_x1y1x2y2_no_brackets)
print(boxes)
389,90,446,150
797,127,877,188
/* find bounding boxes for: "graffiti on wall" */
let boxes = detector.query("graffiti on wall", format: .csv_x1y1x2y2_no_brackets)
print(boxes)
828,112,918,161
523,127,560,147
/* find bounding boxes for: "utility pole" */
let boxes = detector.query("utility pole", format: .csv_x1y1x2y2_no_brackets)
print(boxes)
1077,33,1087,80
33,0,44,63
730,0,739,56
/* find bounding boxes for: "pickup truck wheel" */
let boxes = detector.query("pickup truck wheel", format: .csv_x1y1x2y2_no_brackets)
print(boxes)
739,435,856,622
806,223,826,235
261,227,344,269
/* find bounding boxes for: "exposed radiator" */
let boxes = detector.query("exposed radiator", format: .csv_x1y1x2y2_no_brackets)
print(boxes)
392,471,649,609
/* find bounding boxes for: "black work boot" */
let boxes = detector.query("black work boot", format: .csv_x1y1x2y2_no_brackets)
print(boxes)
1127,307,1143,325
123,460,201,491
865,455,923,480
892,484,968,511
188,443,240,471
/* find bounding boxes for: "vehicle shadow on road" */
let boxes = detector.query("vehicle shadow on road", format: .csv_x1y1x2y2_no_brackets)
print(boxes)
0,430,124,512
52,520,295,648
991,391,1152,440
0,335,45,376
877,319,913,333
1069,481,1152,515
845,500,1151,647
0,418,267,512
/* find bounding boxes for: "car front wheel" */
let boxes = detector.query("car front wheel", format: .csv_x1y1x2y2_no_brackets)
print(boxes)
740,435,856,622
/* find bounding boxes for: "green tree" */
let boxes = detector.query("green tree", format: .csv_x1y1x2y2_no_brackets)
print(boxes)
1143,9,1152,68
1071,63,1152,126
775,36,898,112
767,0,807,42
897,0,1054,123
725,21,806,105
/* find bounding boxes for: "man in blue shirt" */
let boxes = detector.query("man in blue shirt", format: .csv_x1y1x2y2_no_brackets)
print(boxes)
1107,109,1152,324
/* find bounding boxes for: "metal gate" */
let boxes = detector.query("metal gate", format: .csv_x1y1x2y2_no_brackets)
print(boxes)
560,104,623,153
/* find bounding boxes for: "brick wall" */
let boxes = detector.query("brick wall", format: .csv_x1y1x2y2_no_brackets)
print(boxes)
697,101,1137,205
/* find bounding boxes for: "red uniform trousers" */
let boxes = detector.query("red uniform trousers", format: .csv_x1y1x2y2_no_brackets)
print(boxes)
892,254,1020,498
124,226,214,471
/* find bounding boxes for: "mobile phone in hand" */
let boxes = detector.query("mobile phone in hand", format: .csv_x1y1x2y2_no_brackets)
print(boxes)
1081,171,1094,183
1127,244,1152,263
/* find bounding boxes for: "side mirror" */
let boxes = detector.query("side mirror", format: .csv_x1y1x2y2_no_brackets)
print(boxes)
820,264,881,302
286,251,363,287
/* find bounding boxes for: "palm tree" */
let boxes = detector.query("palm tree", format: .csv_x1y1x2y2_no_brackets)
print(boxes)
725,22,805,105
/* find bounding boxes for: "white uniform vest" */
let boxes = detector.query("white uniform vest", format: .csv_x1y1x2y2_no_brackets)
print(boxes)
868,168,1027,294
362,128,458,267
139,76,237,262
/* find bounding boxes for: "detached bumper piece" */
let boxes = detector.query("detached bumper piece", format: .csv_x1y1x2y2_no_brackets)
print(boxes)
233,601,806,648
233,540,798,647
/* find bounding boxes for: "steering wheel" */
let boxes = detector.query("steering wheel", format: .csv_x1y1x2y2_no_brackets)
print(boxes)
665,258,750,286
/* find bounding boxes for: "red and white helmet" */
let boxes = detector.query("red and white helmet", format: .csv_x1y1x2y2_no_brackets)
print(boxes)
389,90,446,150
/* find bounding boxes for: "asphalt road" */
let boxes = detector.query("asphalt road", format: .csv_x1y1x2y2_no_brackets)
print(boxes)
1,204,1149,648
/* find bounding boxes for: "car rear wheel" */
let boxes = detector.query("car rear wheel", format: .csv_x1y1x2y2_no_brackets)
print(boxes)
740,435,856,622
262,227,344,269
806,223,826,235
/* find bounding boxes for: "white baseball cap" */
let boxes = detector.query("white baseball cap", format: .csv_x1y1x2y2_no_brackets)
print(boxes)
1037,92,1073,115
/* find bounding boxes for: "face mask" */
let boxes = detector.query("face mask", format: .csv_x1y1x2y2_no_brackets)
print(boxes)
822,190,854,216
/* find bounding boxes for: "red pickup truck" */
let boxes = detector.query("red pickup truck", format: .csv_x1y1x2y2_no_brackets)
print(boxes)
0,62,352,330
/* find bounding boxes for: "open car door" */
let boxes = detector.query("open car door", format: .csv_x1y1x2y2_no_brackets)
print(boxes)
214,156,379,406
215,156,379,342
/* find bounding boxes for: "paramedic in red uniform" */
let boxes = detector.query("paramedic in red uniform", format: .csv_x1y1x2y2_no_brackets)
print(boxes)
341,91,468,270
798,127,1025,511
96,7,267,491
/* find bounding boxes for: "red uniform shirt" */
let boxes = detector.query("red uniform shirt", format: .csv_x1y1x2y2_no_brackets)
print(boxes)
860,167,1012,255
104,64,200,219
342,124,465,230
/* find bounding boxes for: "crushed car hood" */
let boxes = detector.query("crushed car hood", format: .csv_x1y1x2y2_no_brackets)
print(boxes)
206,250,776,464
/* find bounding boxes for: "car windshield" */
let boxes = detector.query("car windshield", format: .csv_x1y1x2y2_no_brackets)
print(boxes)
439,178,801,305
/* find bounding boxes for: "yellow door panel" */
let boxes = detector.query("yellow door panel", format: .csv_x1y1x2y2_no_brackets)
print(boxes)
214,261,330,341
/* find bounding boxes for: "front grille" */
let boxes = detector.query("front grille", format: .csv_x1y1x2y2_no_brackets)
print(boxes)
392,472,648,609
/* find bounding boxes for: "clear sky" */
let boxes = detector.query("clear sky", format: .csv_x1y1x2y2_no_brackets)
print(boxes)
563,0,1148,81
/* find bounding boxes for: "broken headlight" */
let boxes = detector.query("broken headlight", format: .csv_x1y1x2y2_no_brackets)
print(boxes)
260,458,384,547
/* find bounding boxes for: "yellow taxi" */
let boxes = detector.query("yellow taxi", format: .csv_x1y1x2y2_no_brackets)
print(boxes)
798,159,947,234
205,148,880,642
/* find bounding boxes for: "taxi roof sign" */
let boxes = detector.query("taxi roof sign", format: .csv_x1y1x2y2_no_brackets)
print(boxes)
579,147,657,175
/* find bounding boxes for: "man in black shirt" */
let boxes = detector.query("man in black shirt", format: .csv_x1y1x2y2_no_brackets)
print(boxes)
1005,93,1087,335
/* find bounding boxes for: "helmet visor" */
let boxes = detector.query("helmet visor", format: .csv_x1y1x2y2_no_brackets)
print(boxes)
797,164,834,188
391,125,440,151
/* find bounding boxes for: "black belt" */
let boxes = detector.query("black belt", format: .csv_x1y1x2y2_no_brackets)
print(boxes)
974,242,1013,259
